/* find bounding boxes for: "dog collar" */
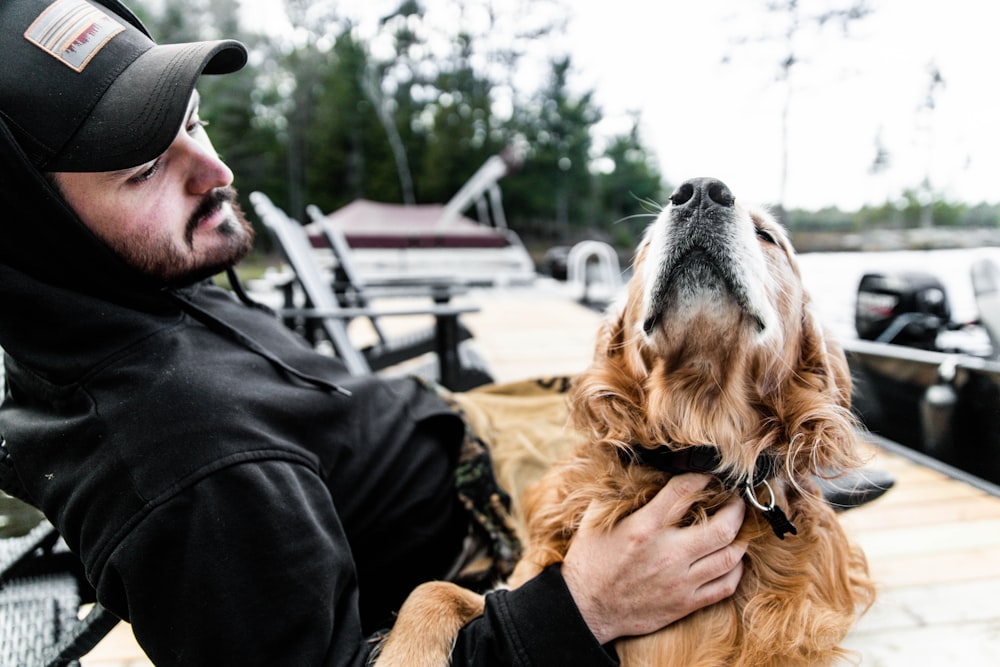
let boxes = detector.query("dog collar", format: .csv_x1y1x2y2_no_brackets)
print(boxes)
625,445,776,489
624,445,798,539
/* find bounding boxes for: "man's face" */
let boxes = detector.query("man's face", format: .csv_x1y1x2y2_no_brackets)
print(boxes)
51,92,254,286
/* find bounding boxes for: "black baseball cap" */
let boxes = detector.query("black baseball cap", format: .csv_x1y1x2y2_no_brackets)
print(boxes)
0,0,247,172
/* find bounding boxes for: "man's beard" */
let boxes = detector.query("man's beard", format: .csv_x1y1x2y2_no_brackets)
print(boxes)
119,186,256,287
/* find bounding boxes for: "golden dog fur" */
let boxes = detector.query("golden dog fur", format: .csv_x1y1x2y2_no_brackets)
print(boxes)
374,181,876,666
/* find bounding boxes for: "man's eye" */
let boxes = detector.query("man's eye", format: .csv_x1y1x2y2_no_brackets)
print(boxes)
128,160,161,184
187,118,209,134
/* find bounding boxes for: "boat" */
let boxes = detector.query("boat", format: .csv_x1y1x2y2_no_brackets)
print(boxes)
844,257,1000,488
305,149,537,287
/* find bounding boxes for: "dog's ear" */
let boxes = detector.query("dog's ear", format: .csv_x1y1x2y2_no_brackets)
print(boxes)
799,308,852,410
780,306,865,474
570,300,647,446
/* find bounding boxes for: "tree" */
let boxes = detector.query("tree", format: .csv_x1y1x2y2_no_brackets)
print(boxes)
505,56,601,242
303,29,400,214
915,62,946,228
418,32,508,205
594,115,666,246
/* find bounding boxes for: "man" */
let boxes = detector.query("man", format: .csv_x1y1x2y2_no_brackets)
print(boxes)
0,1,748,664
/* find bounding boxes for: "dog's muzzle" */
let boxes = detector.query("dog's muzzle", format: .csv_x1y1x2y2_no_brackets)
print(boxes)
643,177,768,335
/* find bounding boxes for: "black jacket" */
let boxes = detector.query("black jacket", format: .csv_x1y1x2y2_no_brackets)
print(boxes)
0,75,616,667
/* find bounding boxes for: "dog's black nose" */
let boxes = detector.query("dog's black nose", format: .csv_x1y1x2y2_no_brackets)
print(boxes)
669,178,735,209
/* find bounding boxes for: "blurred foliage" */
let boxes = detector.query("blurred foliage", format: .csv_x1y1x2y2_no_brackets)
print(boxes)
130,0,666,253
128,0,997,258
787,193,1000,232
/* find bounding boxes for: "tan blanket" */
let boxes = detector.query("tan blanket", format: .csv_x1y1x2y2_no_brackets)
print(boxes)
425,376,587,585
450,376,586,519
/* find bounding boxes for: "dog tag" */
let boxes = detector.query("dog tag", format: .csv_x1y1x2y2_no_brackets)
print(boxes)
761,504,798,540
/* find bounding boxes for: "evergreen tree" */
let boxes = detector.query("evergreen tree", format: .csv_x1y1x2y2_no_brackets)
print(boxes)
505,57,601,242
594,117,666,246
419,32,507,206
304,30,399,214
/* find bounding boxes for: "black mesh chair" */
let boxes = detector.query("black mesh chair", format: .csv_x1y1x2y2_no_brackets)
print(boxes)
0,505,119,666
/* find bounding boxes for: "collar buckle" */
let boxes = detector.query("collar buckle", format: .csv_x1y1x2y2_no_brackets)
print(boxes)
744,479,798,539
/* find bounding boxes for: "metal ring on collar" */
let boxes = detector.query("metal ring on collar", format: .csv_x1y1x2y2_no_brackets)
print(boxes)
743,479,776,512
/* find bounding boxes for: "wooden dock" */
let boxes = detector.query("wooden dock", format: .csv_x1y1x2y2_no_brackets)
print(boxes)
80,283,1000,665
839,439,1000,665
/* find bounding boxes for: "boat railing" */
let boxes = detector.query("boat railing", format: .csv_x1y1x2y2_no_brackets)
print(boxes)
566,241,624,307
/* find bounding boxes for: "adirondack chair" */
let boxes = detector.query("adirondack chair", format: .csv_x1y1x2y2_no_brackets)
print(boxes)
250,192,493,390
305,203,475,351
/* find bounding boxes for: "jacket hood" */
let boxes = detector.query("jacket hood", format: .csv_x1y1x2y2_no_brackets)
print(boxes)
0,117,187,374
0,119,171,302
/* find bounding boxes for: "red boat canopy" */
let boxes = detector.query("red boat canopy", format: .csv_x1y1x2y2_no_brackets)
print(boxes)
320,199,509,249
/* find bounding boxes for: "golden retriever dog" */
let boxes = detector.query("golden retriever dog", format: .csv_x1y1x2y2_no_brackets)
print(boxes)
374,177,876,666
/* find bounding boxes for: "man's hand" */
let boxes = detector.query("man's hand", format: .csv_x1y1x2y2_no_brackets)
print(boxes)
561,473,747,644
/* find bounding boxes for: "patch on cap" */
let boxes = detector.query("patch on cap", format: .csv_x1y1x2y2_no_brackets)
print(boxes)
24,0,124,72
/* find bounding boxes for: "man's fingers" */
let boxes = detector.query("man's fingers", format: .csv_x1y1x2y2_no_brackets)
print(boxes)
642,473,713,526
564,475,749,642
583,473,712,535
687,497,747,581
690,535,748,582
692,555,745,609
706,495,746,547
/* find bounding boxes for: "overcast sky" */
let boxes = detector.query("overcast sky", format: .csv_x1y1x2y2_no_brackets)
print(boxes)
239,0,1000,211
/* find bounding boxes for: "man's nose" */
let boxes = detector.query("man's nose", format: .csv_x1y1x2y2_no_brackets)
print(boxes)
179,133,233,194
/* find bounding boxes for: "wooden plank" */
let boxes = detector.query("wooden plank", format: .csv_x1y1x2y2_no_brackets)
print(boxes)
866,546,1000,588
462,289,602,383
863,477,990,506
843,620,1000,666
849,516,1000,558
80,621,150,666
849,578,1000,632
841,494,1000,532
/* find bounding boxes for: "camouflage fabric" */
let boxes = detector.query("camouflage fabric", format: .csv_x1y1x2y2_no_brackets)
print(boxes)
417,377,521,588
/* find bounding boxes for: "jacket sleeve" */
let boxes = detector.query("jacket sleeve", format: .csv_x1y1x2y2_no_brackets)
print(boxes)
451,564,621,667
96,459,372,666
94,459,618,666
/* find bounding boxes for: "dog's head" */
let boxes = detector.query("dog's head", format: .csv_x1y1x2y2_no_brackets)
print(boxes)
572,177,861,483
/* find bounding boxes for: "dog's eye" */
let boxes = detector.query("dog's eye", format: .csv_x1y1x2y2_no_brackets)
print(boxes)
756,228,778,245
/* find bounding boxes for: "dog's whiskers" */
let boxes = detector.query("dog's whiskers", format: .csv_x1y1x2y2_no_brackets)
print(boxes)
613,212,659,227
634,196,664,215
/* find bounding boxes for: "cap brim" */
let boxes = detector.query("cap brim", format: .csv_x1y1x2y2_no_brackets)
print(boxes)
46,39,247,172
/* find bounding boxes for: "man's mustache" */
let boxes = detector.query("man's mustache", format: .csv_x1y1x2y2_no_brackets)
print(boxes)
185,186,239,246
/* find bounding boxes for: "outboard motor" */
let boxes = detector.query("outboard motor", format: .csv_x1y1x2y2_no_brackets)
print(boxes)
855,271,950,350
971,257,1000,359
